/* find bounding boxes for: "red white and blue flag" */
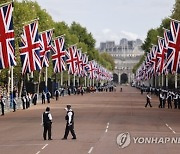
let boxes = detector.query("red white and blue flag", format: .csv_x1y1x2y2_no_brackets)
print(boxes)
156,37,167,75
165,20,180,74
66,45,77,74
51,36,66,73
87,60,97,79
81,53,88,77
39,29,53,67
75,49,82,76
0,2,16,69
19,20,41,74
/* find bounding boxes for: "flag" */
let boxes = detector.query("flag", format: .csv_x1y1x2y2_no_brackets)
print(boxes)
156,37,167,75
19,20,41,74
75,49,82,76
51,36,66,73
88,60,97,79
0,2,16,69
165,20,180,73
66,45,77,74
81,53,88,77
39,29,53,67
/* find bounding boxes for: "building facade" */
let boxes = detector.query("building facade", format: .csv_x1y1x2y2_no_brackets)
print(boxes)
99,38,144,84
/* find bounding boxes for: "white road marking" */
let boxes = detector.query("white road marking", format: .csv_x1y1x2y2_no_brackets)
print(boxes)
35,151,40,154
105,129,108,132
42,144,48,150
88,147,94,154
165,123,176,134
0,144,45,147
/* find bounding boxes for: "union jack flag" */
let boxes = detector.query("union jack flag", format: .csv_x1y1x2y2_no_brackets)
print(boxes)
0,2,16,69
51,36,66,73
165,20,180,74
66,45,77,74
19,20,41,74
156,37,167,75
39,29,53,67
81,53,88,77
149,45,158,77
87,60,97,79
75,49,82,76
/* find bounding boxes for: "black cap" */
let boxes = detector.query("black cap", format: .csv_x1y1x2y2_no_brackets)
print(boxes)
67,105,71,108
46,107,50,111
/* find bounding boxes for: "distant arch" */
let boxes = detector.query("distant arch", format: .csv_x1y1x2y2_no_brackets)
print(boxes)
121,73,128,84
113,73,118,83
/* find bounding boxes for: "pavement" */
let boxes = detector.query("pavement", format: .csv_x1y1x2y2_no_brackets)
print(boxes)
0,86,180,154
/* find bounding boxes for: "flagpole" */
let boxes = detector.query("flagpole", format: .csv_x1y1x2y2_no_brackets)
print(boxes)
161,74,164,88
61,71,63,86
84,76,86,87
45,67,48,92
73,74,76,87
11,66,14,107
166,74,168,88
68,74,70,86
175,73,177,89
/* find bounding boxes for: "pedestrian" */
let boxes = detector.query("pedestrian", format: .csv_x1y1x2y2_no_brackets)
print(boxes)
0,96,5,116
174,93,178,109
54,89,60,101
145,92,152,107
42,91,46,104
159,92,163,108
32,93,38,105
46,91,51,103
41,107,53,140
167,91,172,109
141,87,143,94
62,105,76,140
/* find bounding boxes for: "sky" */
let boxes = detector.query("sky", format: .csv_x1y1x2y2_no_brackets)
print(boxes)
31,0,174,47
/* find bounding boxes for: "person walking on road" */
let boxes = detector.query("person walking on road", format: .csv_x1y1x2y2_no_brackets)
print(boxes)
0,96,5,116
145,92,152,107
54,89,60,101
42,91,46,104
46,91,51,103
42,107,53,140
62,105,76,140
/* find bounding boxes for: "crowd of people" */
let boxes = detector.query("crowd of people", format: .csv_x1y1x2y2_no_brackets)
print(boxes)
138,86,180,109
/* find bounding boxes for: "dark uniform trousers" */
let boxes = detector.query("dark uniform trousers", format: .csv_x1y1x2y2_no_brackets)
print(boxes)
64,122,76,139
43,112,52,140
43,123,52,140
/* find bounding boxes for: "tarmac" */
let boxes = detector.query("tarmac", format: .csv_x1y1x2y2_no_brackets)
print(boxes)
0,86,180,154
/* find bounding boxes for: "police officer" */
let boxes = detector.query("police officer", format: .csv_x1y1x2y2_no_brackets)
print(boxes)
0,96,5,116
54,89,60,101
145,92,152,107
62,105,76,140
46,91,51,103
42,107,52,140
42,91,46,104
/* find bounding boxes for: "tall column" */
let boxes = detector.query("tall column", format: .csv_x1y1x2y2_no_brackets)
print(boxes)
118,72,121,84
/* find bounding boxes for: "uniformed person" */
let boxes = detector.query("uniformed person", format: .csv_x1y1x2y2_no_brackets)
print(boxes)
0,96,5,116
46,91,51,103
167,91,172,109
42,107,52,140
62,105,76,140
42,91,46,104
54,89,60,100
145,92,152,107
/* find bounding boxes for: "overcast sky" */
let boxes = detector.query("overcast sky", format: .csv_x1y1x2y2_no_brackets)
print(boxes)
32,0,174,47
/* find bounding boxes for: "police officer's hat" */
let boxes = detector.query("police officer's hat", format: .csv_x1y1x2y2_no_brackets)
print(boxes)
66,104,71,108
46,107,50,111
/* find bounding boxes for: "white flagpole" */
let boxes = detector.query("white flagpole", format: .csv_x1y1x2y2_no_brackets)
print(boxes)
93,78,94,87
68,74,70,86
161,74,164,87
84,76,86,87
61,71,63,86
166,74,168,88
73,74,76,87
175,73,177,89
45,67,48,92
11,66,14,105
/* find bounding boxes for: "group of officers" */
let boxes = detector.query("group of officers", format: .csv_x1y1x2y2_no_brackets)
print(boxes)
143,87,180,109
42,105,76,141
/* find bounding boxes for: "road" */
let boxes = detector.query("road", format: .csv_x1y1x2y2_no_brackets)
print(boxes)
0,86,180,154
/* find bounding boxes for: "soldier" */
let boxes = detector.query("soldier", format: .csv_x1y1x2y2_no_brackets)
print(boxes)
159,92,164,108
32,93,38,105
145,92,152,107
0,96,5,116
174,93,178,109
41,107,53,140
62,105,76,140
